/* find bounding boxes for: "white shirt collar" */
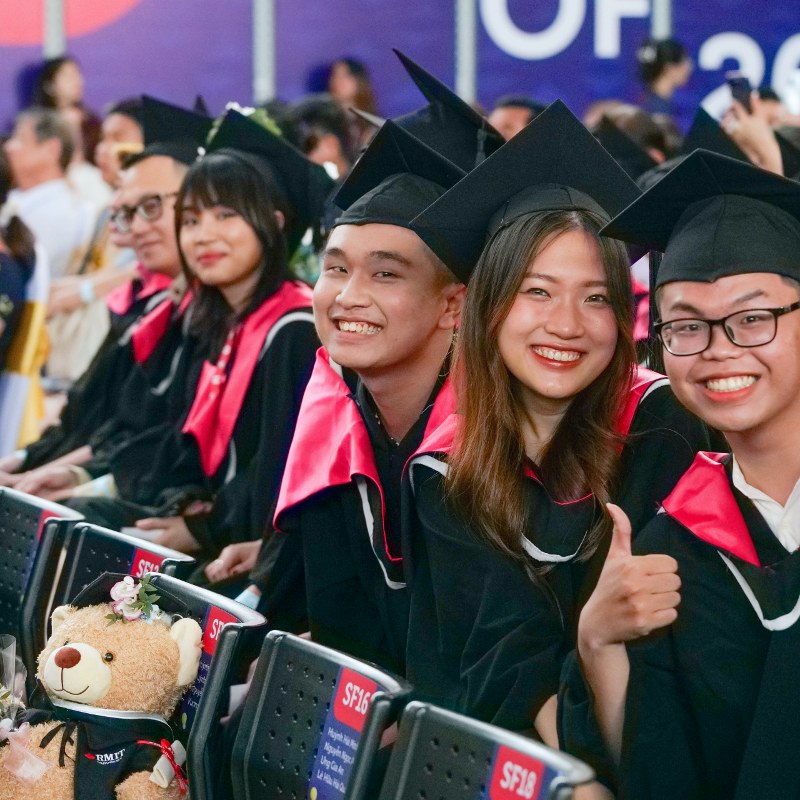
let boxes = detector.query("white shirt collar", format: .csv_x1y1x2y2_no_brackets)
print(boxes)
731,456,800,553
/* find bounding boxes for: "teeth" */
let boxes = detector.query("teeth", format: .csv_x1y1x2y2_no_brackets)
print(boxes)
705,375,757,393
532,346,581,362
338,320,381,335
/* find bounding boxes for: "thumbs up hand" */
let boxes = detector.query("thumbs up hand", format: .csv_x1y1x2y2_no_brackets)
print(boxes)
579,503,681,650
575,504,681,764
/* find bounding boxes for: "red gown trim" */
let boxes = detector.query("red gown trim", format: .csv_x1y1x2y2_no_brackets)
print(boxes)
416,364,663,464
273,348,456,562
661,451,760,567
130,291,192,366
106,265,174,316
181,281,313,477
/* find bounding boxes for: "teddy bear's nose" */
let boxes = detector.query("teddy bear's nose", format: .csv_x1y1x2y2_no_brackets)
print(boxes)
54,646,81,669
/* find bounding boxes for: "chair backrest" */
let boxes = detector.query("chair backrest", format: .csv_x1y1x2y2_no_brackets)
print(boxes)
24,521,197,675
0,488,82,674
231,630,412,800
377,702,594,800
146,572,266,800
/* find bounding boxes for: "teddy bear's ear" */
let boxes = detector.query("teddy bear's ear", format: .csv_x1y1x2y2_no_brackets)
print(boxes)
50,605,74,633
170,618,203,686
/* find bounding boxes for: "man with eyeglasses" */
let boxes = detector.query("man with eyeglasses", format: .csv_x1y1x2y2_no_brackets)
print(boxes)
2,149,190,498
565,149,800,798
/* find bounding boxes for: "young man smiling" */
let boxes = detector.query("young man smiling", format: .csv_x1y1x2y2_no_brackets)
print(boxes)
239,121,469,671
575,149,800,798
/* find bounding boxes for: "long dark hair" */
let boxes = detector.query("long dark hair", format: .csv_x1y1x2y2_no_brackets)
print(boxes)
32,56,79,107
175,149,294,355
446,209,635,576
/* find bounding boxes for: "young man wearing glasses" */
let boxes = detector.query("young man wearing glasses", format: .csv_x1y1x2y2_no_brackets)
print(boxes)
566,150,800,798
4,150,190,498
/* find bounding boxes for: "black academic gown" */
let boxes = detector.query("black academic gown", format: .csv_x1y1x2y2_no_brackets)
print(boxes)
254,348,454,674
619,452,800,800
74,283,318,560
404,370,713,733
21,275,173,471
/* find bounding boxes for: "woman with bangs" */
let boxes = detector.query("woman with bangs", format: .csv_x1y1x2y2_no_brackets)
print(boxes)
403,102,711,757
97,111,329,585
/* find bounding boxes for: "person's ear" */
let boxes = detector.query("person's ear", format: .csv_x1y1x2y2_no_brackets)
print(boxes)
274,209,285,231
438,283,466,331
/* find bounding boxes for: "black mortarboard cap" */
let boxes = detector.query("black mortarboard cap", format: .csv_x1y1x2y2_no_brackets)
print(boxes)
205,108,335,253
138,95,212,165
392,49,504,171
601,149,800,287
410,100,641,282
594,117,658,181
681,107,748,161
333,119,465,246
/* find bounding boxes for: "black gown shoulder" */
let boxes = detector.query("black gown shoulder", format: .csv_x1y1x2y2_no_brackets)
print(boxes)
408,380,713,734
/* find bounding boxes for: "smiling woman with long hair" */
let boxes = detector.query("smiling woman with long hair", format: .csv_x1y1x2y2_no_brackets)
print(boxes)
127,111,333,566
72,110,333,580
403,102,712,749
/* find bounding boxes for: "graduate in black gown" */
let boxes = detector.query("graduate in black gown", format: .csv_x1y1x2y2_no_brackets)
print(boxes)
1,97,212,491
565,150,800,799
401,102,712,751
236,120,467,671
66,109,331,568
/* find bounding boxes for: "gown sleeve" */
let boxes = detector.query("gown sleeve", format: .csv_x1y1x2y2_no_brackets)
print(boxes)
558,384,714,780
185,317,318,555
618,517,706,800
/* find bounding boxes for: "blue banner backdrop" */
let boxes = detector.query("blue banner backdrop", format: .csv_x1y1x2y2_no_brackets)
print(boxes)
0,1,798,136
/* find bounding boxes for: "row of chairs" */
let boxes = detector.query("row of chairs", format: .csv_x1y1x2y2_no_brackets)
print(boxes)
233,630,594,799
0,486,266,800
0,486,594,799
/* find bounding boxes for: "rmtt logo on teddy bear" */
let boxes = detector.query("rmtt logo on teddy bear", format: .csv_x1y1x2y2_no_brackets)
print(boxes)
84,748,125,765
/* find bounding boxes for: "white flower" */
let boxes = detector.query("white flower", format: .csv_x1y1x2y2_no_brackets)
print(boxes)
110,577,138,603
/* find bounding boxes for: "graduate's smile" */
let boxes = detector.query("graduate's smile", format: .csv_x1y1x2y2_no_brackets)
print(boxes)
700,374,758,399
335,319,382,336
530,345,583,366
196,249,227,265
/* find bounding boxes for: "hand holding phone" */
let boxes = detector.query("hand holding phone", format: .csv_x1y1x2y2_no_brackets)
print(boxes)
726,71,753,113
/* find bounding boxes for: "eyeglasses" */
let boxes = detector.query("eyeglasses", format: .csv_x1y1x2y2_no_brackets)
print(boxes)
655,301,800,356
110,192,178,233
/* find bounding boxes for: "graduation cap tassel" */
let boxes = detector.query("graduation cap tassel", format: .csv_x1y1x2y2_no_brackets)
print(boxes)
647,250,665,374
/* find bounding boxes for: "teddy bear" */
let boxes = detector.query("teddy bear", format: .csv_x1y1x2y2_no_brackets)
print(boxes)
0,572,204,800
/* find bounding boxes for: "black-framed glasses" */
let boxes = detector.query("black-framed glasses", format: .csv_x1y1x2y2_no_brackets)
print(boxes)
655,301,800,356
110,192,178,233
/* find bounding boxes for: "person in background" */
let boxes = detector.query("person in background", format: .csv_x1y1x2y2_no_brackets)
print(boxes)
0,98,211,486
327,57,379,149
488,94,545,140
95,98,145,189
604,105,669,164
0,146,34,366
30,55,101,165
46,98,148,330
287,93,354,181
636,38,693,118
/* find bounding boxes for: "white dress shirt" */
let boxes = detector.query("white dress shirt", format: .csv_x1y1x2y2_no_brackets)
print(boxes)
731,456,800,553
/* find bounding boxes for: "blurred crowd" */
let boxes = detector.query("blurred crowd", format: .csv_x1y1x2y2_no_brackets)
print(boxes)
1,36,800,798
